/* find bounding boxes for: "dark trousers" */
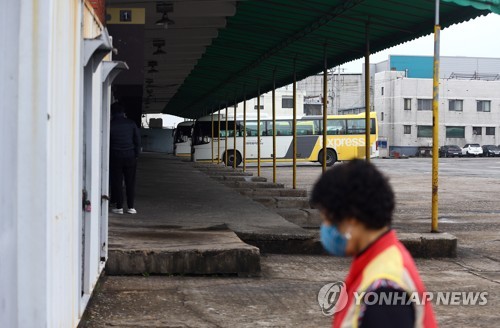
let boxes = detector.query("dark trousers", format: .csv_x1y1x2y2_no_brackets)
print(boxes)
110,156,137,209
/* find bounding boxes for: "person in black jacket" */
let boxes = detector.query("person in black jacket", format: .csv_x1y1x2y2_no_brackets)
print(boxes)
109,102,141,214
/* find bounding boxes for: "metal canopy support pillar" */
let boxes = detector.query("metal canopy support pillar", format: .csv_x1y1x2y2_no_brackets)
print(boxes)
243,93,247,172
272,69,277,183
257,80,261,177
322,46,328,173
432,0,441,232
293,59,297,189
211,111,214,163
233,98,237,169
225,104,229,166
364,23,371,162
217,106,221,164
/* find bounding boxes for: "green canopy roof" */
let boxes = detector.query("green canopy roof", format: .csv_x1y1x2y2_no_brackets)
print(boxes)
163,0,495,118
444,0,500,14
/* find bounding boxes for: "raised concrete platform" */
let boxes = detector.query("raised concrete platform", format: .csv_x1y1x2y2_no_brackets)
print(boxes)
108,155,457,277
233,232,456,258
107,225,260,275
247,232,457,258
107,154,313,275
197,162,457,258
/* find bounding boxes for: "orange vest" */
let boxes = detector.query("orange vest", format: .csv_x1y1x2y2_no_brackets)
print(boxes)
333,230,437,328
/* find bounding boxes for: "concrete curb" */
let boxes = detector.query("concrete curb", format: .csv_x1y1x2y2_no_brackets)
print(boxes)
274,208,321,229
398,232,457,258
235,188,308,198
222,181,286,189
242,232,457,258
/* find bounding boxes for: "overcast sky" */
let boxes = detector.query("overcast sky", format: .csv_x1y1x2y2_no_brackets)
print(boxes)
341,13,500,73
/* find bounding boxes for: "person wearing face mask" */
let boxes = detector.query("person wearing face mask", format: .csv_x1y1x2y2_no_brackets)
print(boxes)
311,160,437,328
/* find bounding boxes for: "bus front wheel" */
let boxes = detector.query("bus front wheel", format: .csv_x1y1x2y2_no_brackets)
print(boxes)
318,149,337,167
223,150,242,167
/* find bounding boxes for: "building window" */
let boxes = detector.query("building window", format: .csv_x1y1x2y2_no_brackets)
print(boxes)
404,98,412,110
449,99,463,111
417,99,432,111
446,126,465,138
473,127,482,135
486,127,496,136
282,97,293,109
381,112,384,121
477,100,491,112
404,125,411,134
417,125,433,138
254,96,265,110
381,87,384,96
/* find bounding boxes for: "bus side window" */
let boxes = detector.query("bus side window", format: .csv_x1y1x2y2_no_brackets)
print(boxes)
327,119,346,135
346,119,365,135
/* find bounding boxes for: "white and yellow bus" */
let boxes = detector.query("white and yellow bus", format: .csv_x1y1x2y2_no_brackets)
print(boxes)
191,112,378,167
173,121,194,157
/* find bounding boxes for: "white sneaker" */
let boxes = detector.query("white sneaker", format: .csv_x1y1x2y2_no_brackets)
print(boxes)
127,208,137,214
111,208,123,214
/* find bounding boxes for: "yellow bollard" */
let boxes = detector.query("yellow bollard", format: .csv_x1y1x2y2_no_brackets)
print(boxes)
322,48,328,172
257,82,261,177
211,111,214,163
431,22,441,233
364,24,371,163
217,108,221,165
225,105,228,166
272,70,277,183
243,96,247,172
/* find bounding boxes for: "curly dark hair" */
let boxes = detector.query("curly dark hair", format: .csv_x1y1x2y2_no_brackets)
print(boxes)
310,160,395,229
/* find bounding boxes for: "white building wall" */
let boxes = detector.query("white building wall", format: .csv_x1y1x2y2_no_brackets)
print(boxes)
0,1,111,327
46,2,84,326
375,71,500,155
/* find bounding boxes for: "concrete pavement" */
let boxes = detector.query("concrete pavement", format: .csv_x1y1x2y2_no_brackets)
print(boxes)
80,254,499,328
80,157,500,327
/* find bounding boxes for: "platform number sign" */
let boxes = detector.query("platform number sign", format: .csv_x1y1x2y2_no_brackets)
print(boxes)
120,10,132,22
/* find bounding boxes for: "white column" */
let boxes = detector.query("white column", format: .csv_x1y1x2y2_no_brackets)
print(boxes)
16,0,52,326
0,2,21,327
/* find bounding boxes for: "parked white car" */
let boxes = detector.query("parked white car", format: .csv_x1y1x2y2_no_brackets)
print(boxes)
461,143,483,157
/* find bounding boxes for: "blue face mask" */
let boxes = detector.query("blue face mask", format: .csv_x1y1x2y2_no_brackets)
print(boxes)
320,223,348,257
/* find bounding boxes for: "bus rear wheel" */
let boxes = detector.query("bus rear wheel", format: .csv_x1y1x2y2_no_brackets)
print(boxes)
318,149,337,167
223,150,242,167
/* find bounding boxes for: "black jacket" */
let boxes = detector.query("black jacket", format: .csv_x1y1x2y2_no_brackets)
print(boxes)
110,113,141,158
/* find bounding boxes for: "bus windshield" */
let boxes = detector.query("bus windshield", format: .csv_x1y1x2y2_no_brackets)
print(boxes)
174,125,193,143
